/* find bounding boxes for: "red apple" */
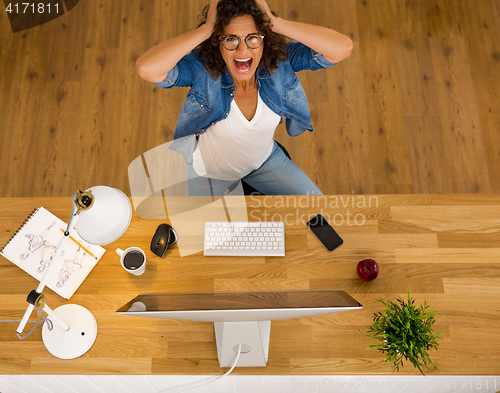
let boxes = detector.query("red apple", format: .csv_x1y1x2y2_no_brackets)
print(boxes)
357,259,379,281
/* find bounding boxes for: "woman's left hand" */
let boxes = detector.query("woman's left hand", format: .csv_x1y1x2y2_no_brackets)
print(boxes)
255,0,276,25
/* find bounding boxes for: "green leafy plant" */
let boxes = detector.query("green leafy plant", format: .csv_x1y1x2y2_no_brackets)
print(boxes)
366,292,441,375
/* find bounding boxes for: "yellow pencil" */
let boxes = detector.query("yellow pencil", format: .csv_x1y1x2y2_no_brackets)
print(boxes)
60,228,96,259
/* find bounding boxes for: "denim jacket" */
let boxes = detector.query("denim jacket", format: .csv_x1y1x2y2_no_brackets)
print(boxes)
154,42,336,162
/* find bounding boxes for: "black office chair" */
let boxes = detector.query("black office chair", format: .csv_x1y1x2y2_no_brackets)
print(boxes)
241,141,291,196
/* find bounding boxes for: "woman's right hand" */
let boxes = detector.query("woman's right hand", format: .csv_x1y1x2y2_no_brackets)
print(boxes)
135,0,221,83
205,0,221,30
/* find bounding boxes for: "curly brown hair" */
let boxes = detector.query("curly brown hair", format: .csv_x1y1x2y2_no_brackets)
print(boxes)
196,0,287,79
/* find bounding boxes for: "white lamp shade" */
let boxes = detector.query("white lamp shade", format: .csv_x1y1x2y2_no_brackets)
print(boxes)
75,186,132,245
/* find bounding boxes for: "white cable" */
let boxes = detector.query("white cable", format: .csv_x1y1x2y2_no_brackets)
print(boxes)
157,344,243,393
217,343,242,377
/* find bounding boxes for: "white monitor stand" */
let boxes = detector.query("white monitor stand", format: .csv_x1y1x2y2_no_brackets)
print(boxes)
117,289,362,368
214,321,271,367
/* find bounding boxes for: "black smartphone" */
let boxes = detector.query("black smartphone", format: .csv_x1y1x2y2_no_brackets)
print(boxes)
306,214,343,252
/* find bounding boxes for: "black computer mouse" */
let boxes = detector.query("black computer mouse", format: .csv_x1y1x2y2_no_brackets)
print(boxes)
150,224,178,257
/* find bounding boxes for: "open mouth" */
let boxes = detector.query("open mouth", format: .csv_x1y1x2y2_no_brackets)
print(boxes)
234,57,253,74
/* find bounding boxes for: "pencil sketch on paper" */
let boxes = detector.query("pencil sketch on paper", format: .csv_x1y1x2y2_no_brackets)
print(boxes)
20,221,57,261
0,206,106,300
57,247,85,287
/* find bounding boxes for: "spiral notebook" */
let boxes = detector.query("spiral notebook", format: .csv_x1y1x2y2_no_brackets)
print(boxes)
0,207,106,299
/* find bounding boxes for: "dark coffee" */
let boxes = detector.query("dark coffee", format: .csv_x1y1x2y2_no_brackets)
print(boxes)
123,251,145,270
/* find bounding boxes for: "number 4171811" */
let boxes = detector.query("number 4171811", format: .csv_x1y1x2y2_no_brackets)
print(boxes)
5,3,60,14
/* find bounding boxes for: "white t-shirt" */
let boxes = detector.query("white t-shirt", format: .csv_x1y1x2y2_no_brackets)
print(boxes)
192,94,281,180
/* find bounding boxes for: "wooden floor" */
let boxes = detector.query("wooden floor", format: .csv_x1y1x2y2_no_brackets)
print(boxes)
0,0,499,197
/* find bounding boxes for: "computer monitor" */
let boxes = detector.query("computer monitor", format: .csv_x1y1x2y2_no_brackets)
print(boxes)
117,289,362,367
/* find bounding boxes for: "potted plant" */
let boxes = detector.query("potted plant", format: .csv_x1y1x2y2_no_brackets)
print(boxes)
366,292,441,375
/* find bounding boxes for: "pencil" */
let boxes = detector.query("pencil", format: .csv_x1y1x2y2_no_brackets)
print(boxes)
60,228,97,259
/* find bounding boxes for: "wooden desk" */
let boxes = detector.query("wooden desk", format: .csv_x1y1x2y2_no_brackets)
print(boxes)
1,195,500,375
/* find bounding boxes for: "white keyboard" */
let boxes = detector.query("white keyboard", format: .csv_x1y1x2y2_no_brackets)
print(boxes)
204,222,285,256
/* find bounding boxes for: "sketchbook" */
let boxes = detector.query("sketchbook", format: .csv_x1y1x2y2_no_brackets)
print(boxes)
0,207,106,299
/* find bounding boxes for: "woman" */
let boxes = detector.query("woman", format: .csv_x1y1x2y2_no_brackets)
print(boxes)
136,0,353,196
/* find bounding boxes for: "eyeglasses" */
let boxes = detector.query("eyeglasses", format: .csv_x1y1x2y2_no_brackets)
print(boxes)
220,34,264,51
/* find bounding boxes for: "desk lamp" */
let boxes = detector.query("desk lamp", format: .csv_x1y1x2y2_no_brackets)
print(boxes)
16,186,132,359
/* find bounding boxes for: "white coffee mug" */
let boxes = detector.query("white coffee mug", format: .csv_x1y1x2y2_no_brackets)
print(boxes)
116,247,146,276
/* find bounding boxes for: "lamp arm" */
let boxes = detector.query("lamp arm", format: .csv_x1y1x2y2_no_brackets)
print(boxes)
16,304,35,335
40,303,69,331
65,197,80,236
16,198,81,335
